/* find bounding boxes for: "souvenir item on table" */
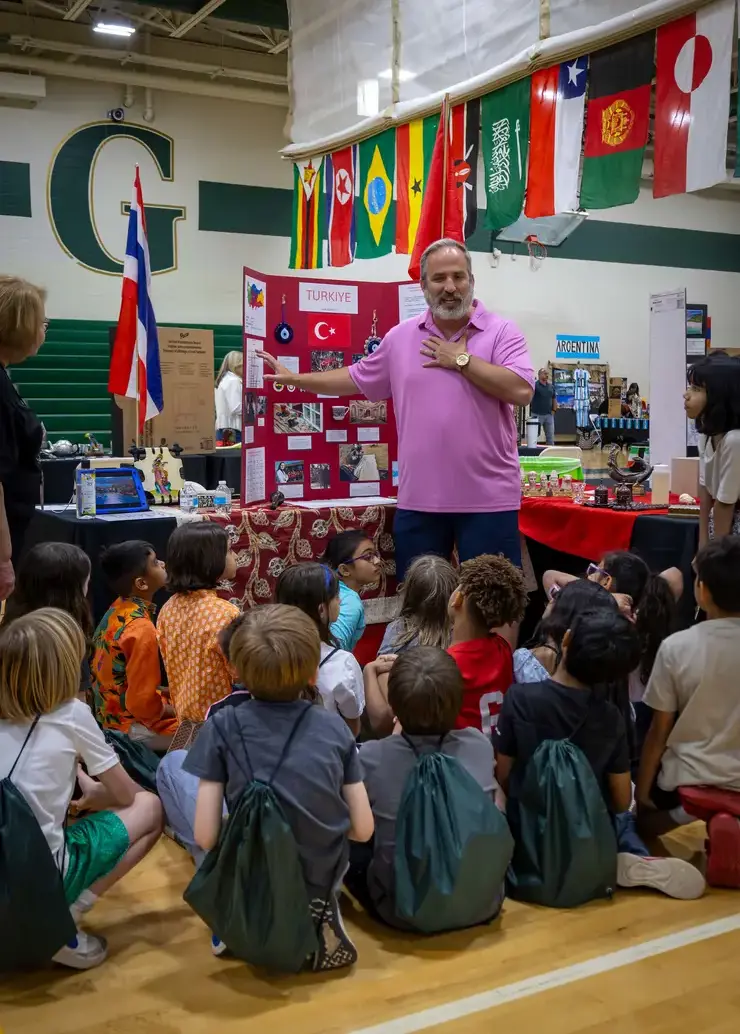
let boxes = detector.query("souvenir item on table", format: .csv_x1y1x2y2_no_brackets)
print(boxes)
134,442,185,506
607,443,652,489
539,472,549,495
269,489,285,510
573,481,585,504
83,432,105,456
364,310,382,355
615,483,633,507
273,295,294,345
51,439,79,457
594,482,610,507
521,471,528,496
548,472,559,495
561,474,573,496
527,471,538,494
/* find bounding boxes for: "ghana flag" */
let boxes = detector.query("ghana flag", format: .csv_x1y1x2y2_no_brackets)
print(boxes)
290,156,325,269
356,129,395,259
395,113,440,255
580,32,655,209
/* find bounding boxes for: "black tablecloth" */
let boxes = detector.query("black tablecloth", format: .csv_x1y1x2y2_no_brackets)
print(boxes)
517,446,545,457
40,452,242,505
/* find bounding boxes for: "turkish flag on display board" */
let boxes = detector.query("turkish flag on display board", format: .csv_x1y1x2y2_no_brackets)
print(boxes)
306,313,351,348
653,0,734,199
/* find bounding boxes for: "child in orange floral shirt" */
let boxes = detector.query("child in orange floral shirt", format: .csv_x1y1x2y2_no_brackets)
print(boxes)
157,523,239,723
92,541,176,751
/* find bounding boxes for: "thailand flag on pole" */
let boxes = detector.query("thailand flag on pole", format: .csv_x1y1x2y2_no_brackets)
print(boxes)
525,56,588,218
109,167,163,433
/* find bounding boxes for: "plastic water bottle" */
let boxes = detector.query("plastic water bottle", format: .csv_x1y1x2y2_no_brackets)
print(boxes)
179,482,197,515
75,459,96,518
213,480,231,517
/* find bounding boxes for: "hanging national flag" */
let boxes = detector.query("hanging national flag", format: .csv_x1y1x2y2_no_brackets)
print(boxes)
109,167,163,434
355,129,395,259
736,6,740,179
653,0,733,198
481,79,530,230
408,100,464,282
580,34,654,209
525,56,588,218
450,99,480,238
325,146,357,266
395,113,440,254
289,157,325,269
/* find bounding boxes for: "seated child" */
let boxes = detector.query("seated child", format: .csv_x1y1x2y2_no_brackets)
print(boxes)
92,541,176,751
351,646,501,929
447,554,528,735
157,523,239,723
156,604,373,969
323,530,382,651
0,609,163,970
5,541,94,700
275,562,365,735
497,608,705,900
637,536,740,848
378,555,459,654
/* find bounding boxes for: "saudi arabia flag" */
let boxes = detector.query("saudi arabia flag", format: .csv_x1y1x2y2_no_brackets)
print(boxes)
355,129,395,259
481,79,530,231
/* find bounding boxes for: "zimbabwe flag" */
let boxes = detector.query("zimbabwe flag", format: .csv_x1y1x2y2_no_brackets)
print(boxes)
395,113,440,255
289,156,324,269
579,32,655,209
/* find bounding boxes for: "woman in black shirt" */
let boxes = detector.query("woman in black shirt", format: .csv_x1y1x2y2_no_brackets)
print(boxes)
0,276,47,600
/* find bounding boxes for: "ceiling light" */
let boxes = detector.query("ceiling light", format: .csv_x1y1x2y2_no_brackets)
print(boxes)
93,22,136,38
378,68,416,82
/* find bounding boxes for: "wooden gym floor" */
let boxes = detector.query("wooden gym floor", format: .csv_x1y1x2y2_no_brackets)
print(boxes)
2,823,739,1034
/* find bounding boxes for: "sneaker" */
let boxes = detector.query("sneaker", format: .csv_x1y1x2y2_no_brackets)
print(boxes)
211,934,229,957
310,896,358,972
52,929,108,970
617,852,706,899
706,813,740,888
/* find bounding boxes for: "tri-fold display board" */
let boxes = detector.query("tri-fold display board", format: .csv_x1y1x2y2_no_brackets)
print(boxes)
241,266,422,504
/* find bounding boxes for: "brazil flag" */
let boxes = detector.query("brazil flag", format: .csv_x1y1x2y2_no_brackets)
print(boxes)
355,129,395,259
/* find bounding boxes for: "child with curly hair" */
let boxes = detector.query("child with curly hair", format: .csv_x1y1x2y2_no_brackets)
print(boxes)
447,554,528,735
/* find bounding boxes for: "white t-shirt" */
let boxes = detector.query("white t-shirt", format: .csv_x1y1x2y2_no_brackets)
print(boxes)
215,371,243,431
317,643,365,720
699,430,740,504
643,618,740,791
0,699,119,863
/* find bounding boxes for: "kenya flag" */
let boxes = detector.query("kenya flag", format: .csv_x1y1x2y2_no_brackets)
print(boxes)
450,99,480,238
580,33,655,209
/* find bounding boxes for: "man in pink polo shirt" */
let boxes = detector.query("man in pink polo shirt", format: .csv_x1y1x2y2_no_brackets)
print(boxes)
258,239,534,577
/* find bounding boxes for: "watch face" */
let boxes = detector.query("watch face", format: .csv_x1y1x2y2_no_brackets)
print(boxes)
456,352,470,367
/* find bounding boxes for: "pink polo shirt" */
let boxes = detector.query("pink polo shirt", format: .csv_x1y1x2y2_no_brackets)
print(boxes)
349,300,533,513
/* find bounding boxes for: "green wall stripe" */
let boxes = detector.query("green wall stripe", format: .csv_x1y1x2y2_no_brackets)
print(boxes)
198,181,740,274
0,160,32,217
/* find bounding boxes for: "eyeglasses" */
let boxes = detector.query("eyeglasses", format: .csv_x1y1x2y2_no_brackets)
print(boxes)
547,584,561,602
346,550,380,564
586,563,608,580
42,319,50,331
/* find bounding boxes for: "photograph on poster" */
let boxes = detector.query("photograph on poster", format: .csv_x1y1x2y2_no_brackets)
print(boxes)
244,277,266,337
350,400,388,425
311,350,345,373
351,353,365,365
310,463,332,490
256,396,267,416
274,402,323,434
686,305,707,337
339,443,389,482
392,460,399,487
275,460,304,485
244,391,257,425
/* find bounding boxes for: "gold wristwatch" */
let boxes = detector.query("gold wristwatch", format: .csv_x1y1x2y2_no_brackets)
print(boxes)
455,351,471,371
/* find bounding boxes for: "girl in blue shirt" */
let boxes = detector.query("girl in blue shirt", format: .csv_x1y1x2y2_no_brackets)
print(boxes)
323,531,381,651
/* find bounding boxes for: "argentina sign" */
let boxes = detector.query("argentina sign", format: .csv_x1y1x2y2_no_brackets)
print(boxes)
555,334,600,360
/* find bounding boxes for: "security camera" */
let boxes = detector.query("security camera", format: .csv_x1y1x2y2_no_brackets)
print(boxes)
107,108,125,123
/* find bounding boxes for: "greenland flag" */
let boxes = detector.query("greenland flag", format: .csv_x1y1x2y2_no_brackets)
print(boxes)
653,0,733,198
525,56,588,218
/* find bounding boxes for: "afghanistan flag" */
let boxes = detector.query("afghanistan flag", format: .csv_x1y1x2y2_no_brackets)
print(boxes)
355,129,395,259
450,99,480,239
289,157,324,269
481,79,530,230
395,113,440,255
580,33,655,209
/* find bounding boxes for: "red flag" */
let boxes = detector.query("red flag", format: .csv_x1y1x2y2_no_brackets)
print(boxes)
307,313,351,348
408,100,463,281
326,146,356,267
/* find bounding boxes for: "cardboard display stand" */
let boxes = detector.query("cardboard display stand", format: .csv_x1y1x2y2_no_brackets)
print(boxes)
241,267,407,505
113,327,215,454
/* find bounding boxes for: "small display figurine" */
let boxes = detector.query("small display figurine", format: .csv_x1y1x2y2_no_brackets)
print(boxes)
561,474,573,496
615,483,633,507
594,482,610,507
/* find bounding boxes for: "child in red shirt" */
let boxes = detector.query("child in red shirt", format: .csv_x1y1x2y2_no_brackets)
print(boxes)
447,555,528,736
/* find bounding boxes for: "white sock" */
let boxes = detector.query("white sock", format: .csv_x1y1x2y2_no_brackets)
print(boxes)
73,889,98,915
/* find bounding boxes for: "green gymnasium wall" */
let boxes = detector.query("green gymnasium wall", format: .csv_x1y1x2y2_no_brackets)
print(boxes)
9,321,243,449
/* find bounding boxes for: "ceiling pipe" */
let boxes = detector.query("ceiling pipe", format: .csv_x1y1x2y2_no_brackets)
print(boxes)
7,35,288,86
0,52,288,105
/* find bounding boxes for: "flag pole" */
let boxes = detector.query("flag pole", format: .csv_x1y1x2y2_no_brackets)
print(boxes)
440,94,450,238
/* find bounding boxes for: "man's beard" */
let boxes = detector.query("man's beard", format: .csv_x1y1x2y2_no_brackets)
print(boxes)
424,285,474,321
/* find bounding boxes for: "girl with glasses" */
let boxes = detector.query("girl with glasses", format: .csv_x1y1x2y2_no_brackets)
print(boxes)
322,530,381,652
